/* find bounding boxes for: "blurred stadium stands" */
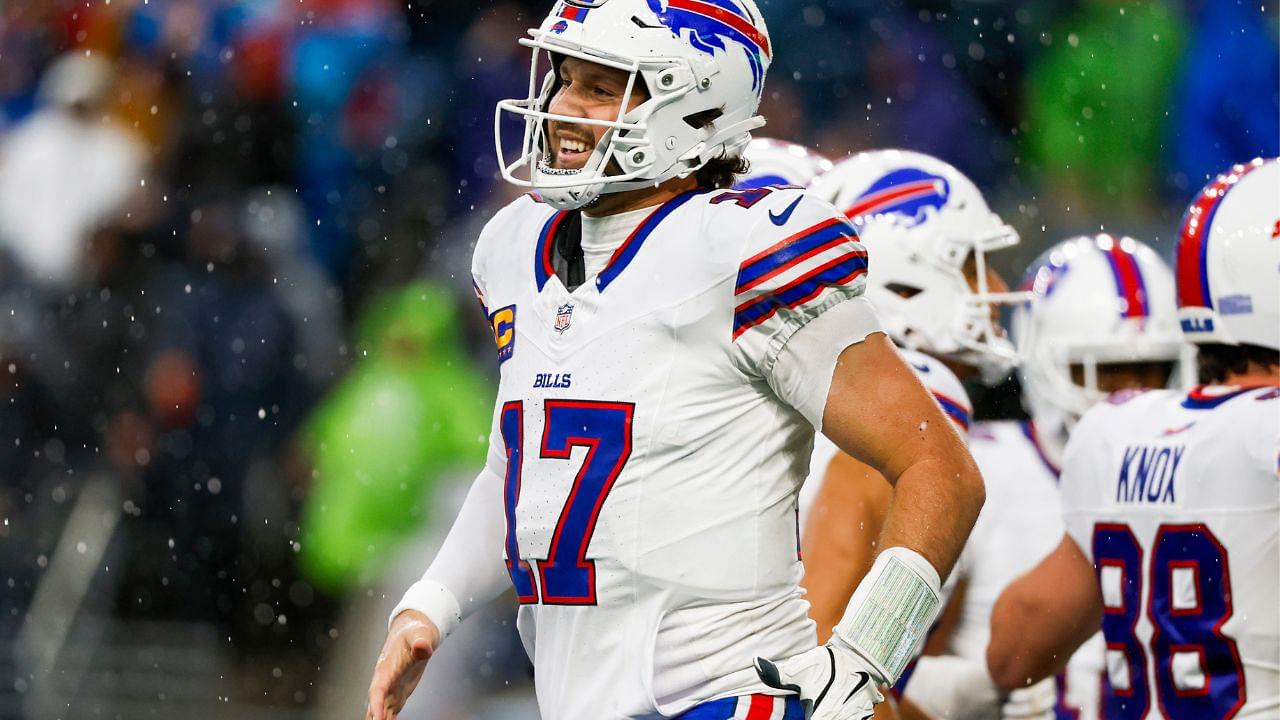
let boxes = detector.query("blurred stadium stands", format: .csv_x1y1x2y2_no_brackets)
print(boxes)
0,0,1274,718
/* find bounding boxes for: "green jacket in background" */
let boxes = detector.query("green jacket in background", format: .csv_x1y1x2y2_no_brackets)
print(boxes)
1024,0,1186,211
299,281,492,593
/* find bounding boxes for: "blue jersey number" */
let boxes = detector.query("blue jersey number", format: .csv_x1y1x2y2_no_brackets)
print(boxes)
1091,522,1244,719
1094,524,1151,719
500,400,634,605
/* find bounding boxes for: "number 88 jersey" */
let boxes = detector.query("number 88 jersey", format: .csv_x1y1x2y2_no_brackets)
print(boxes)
471,187,873,719
1059,385,1280,719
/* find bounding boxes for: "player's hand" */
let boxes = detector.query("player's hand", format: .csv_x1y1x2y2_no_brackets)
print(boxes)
755,640,885,720
366,610,440,720
1000,677,1055,720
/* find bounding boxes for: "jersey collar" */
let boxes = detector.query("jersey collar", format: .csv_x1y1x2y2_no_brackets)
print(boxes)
533,189,708,293
1181,383,1277,410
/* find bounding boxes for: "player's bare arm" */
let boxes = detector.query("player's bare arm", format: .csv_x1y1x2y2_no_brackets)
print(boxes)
798,396,971,720
822,333,984,578
756,332,983,719
800,450,890,640
986,535,1102,691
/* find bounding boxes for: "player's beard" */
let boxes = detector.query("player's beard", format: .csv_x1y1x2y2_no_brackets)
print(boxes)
541,122,626,209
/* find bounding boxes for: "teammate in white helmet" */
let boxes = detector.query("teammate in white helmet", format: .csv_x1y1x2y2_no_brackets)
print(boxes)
365,3,985,719
797,150,1027,718
987,158,1279,719
801,147,1195,719
734,137,833,190
739,147,976,640
904,234,1194,720
809,149,1026,383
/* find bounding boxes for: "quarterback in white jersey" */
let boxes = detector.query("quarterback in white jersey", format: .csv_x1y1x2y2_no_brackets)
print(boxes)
986,158,1280,719
367,2,986,719
470,185,881,717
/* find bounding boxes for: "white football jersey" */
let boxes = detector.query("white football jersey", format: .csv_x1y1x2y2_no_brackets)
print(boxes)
1060,384,1280,720
800,349,970,530
925,420,1103,719
472,186,872,719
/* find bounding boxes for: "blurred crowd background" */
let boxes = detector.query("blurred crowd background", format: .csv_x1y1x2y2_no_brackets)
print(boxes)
0,0,1274,718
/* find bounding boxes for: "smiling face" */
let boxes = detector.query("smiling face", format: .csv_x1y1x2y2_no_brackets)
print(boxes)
545,56,649,170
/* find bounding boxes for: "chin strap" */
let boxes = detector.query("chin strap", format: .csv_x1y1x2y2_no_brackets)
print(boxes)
551,211,587,290
569,121,766,197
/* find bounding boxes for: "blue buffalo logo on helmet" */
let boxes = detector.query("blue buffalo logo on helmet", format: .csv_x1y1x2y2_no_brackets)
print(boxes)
844,168,951,228
646,0,770,92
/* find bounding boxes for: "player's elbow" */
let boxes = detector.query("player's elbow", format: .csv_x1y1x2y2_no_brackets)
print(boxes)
966,458,985,516
952,451,985,528
988,653,1034,692
986,589,1044,690
987,630,1035,691
986,539,1103,691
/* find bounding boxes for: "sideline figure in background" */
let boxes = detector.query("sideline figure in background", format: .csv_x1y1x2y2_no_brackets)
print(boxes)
366,1,985,718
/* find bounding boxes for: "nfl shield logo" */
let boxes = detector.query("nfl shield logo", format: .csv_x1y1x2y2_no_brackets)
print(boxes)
554,303,574,334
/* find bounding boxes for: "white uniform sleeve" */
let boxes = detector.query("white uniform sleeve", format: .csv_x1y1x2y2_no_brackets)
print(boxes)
470,223,491,318
1243,391,1280,480
767,297,881,430
730,190,875,424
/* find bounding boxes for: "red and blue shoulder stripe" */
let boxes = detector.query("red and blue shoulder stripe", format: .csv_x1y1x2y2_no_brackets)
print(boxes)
732,215,866,339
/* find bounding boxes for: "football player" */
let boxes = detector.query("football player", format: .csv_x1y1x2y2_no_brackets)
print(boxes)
986,158,1279,719
800,149,1196,719
904,234,1193,720
365,3,985,719
798,150,1027,718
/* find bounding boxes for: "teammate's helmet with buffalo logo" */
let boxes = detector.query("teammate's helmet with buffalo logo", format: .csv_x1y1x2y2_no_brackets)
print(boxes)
1175,157,1280,351
1012,234,1195,437
809,149,1027,381
733,137,832,190
495,0,771,210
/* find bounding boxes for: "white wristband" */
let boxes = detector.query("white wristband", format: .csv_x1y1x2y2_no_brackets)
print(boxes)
389,579,462,641
833,546,943,684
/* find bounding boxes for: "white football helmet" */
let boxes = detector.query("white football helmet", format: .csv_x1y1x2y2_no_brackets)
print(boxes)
734,137,833,189
1013,234,1195,440
1175,157,1280,350
495,0,771,210
809,149,1027,381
